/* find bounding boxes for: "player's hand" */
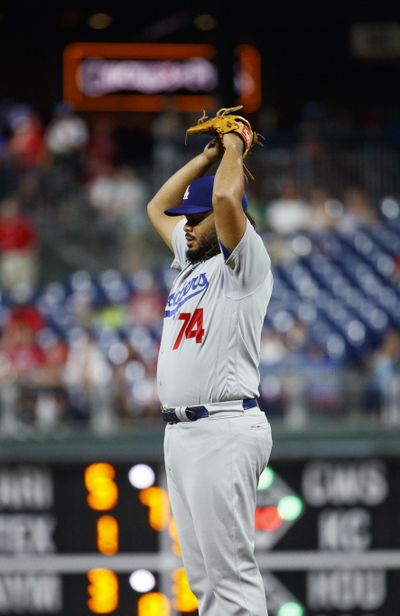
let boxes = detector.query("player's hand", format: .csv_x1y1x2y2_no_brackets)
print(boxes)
203,138,223,163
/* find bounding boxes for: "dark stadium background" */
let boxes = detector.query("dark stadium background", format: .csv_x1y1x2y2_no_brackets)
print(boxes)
0,2,399,127
0,3,399,616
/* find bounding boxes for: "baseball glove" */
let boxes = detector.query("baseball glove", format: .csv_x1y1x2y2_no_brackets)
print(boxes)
185,105,264,180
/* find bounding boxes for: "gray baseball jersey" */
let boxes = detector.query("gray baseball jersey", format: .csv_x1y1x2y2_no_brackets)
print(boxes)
157,219,273,407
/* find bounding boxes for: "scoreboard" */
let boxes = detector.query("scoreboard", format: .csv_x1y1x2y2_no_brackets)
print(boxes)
1,454,400,615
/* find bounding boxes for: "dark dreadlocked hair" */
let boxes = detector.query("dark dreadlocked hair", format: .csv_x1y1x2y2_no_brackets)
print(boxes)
245,211,257,229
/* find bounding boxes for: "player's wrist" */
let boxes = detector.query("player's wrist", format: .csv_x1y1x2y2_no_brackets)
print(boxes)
199,151,217,166
223,133,245,154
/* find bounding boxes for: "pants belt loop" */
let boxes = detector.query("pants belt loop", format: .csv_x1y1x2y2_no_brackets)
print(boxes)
174,406,191,422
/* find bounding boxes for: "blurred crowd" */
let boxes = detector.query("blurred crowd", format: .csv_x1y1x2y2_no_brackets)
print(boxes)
0,98,399,433
0,270,165,433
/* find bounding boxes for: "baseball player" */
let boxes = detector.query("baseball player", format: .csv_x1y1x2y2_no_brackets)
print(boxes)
148,125,273,615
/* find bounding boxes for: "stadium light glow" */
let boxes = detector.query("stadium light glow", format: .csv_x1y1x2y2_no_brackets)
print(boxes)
277,601,304,616
257,467,275,491
277,496,303,521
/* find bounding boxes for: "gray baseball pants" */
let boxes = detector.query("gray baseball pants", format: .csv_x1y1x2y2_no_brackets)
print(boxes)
164,407,272,615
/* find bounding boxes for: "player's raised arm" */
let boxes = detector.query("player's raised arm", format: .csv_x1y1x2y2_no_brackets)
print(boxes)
147,141,221,252
212,132,247,252
180,106,262,253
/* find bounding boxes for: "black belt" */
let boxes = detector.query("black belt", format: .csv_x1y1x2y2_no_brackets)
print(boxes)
162,398,257,424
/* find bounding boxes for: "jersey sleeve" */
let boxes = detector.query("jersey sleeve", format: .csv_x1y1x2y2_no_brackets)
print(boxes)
223,220,272,297
170,219,188,271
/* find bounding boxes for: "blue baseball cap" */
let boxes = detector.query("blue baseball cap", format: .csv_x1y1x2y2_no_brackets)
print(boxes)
164,175,248,216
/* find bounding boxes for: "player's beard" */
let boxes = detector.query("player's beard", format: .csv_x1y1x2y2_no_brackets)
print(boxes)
186,229,220,264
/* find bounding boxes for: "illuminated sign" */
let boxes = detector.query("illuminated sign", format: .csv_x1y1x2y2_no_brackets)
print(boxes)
63,42,261,112
80,58,217,96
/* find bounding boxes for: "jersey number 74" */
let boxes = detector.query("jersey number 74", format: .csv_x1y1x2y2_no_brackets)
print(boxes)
173,308,205,350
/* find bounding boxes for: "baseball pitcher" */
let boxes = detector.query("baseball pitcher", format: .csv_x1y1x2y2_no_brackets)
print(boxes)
147,107,273,615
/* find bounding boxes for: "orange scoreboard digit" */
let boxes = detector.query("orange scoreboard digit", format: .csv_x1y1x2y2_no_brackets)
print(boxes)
63,42,261,112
